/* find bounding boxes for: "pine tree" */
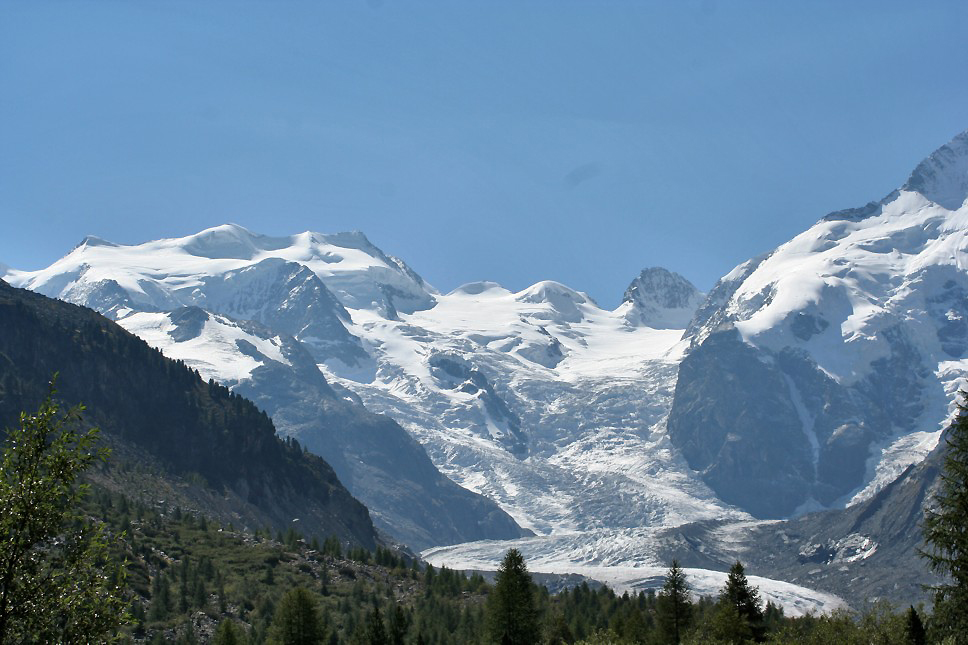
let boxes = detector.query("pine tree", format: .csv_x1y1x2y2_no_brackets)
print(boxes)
708,602,753,643
762,600,784,634
212,619,244,645
148,573,171,621
544,608,574,645
0,384,127,642
268,587,326,645
719,561,764,641
387,605,409,645
486,549,539,645
656,559,692,644
904,606,925,645
921,393,968,642
365,605,389,645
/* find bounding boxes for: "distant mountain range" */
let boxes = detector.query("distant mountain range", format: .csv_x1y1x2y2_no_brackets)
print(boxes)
5,128,967,610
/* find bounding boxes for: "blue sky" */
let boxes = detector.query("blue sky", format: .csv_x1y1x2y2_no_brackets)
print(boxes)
2,1,967,307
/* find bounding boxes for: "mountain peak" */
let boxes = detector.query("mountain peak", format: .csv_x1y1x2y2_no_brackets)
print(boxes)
513,281,595,324
622,267,704,329
76,234,119,249
516,280,592,305
318,230,373,247
825,129,968,221
181,223,262,260
902,129,968,210
448,281,509,296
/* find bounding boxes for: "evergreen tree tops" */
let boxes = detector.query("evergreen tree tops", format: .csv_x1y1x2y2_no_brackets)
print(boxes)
658,558,770,644
656,559,692,645
486,549,539,645
717,560,765,642
721,562,764,628
921,391,968,641
268,587,327,645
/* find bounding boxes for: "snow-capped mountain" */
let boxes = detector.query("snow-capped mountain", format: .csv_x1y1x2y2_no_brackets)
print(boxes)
7,222,735,545
16,226,435,323
330,275,732,537
414,130,968,607
668,129,968,518
8,128,968,610
7,228,524,550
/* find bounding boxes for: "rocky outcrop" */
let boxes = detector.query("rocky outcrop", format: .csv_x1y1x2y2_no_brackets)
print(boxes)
622,267,705,329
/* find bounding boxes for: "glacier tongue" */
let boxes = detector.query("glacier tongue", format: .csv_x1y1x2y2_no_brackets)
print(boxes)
422,534,846,617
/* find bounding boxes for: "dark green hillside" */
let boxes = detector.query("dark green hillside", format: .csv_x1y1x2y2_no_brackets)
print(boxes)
0,279,376,548
88,489,931,644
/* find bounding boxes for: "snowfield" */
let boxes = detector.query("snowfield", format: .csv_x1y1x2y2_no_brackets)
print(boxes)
9,129,968,614
121,310,292,384
317,280,739,537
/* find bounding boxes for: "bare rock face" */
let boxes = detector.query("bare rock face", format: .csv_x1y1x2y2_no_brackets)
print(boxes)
667,325,929,517
622,267,705,329
667,131,968,519
667,329,813,517
902,129,968,211
196,258,368,365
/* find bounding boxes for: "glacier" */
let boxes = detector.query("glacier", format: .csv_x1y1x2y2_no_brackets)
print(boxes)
8,128,968,612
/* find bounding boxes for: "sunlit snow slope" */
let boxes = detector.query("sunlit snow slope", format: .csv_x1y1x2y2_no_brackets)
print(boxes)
9,129,968,611
324,276,742,536
668,129,968,518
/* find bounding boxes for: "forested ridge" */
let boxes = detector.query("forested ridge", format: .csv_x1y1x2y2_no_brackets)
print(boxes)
63,489,947,644
0,278,376,547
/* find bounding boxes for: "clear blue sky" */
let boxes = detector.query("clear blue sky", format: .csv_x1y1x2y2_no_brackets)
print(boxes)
2,1,967,307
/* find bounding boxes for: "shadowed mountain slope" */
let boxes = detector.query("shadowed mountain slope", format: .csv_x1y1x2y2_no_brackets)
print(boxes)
0,279,377,548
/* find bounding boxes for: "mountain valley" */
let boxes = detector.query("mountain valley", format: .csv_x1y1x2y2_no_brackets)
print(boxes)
6,128,968,612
